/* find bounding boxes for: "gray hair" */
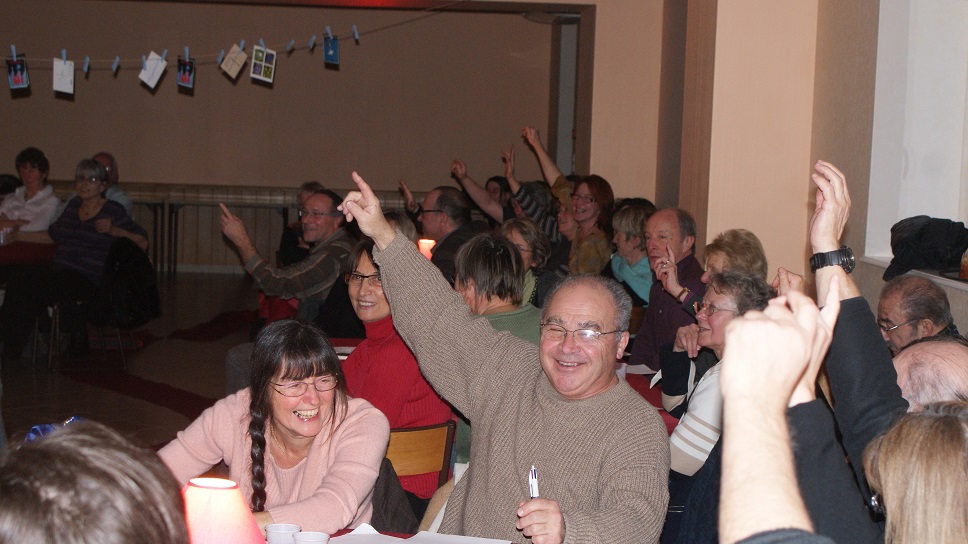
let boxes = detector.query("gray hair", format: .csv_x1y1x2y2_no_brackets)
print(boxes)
75,159,107,183
543,274,633,332
882,276,954,329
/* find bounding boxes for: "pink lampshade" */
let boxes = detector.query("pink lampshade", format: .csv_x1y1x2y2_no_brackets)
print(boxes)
417,239,435,260
182,477,264,544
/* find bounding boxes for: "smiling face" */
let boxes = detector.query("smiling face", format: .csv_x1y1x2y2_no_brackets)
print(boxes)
75,175,107,202
539,282,629,400
645,209,695,272
570,182,600,230
696,288,739,358
300,193,342,244
347,253,391,323
269,372,336,442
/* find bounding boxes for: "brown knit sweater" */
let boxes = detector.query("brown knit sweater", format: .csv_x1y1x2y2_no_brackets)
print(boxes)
374,234,670,544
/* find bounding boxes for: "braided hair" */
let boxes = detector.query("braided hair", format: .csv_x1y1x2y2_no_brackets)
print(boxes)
246,319,348,512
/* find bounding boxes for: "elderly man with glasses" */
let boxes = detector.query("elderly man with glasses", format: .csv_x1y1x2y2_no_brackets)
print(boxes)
877,275,961,356
220,187,355,323
338,172,669,544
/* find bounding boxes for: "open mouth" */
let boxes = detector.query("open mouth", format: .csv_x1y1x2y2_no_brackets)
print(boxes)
293,408,319,420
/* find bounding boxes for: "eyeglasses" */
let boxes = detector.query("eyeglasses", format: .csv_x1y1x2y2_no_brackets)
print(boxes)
75,176,103,184
419,208,446,215
298,209,342,220
272,376,338,397
570,193,595,204
344,272,382,286
694,301,739,317
878,318,917,334
539,323,621,344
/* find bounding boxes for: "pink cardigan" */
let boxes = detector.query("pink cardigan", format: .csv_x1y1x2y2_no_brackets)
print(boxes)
159,390,389,533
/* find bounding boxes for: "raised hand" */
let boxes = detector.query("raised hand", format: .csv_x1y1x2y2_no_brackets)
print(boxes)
772,267,805,296
656,245,683,298
219,203,250,247
398,179,418,213
522,126,542,149
451,159,468,182
808,160,850,253
339,172,396,249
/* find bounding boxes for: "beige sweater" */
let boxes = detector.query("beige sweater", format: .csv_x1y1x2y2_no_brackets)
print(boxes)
375,235,670,544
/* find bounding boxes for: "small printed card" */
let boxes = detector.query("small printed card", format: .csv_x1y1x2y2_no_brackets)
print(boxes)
6,55,29,89
250,45,276,83
220,44,247,80
52,58,74,94
324,36,339,65
138,51,167,89
177,56,195,89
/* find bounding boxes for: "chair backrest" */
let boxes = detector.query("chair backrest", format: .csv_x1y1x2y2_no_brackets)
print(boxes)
385,421,456,488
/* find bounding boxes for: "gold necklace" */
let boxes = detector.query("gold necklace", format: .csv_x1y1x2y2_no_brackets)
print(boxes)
269,423,307,462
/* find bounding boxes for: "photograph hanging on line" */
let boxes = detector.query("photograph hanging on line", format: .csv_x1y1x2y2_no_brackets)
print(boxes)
6,55,30,90
250,45,276,83
177,56,195,89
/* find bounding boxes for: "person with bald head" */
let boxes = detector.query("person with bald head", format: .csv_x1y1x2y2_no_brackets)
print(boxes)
628,208,706,371
892,334,968,410
877,275,960,356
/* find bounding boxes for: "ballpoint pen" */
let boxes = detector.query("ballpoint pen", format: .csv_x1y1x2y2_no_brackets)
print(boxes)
528,465,540,499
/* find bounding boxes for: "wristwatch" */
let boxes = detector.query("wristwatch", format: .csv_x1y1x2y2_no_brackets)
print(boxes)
810,245,855,274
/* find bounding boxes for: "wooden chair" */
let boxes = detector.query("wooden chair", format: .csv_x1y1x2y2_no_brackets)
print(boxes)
385,421,456,488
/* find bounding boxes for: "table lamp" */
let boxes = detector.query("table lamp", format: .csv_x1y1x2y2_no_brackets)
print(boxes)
182,477,264,544
417,239,435,260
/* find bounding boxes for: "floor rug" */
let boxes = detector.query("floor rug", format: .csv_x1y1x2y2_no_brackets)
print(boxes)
60,369,217,421
166,310,256,342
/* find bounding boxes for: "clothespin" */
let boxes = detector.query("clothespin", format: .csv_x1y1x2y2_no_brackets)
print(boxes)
83,56,90,74
184,46,190,60
61,49,67,64
141,55,146,71
308,35,317,50
217,50,225,64
326,26,333,40
353,25,360,44
10,45,16,58
112,56,120,73
287,39,295,52
239,39,246,51
258,38,266,50
160,49,168,60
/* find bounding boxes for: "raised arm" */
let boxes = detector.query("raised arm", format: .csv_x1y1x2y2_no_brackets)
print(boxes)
808,160,907,497
719,291,839,544
340,172,537,418
451,159,504,223
522,127,564,186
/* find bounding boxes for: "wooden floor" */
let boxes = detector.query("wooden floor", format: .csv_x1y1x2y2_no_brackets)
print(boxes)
1,272,257,448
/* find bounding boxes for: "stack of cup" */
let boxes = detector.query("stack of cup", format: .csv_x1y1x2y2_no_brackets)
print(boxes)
265,524,301,544
293,532,330,543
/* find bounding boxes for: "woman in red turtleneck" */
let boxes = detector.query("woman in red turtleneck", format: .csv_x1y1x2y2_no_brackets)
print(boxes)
340,238,454,519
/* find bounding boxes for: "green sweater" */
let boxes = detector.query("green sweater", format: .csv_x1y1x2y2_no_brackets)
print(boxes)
375,234,670,544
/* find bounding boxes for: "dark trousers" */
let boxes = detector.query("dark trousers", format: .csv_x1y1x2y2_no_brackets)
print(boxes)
0,265,97,357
